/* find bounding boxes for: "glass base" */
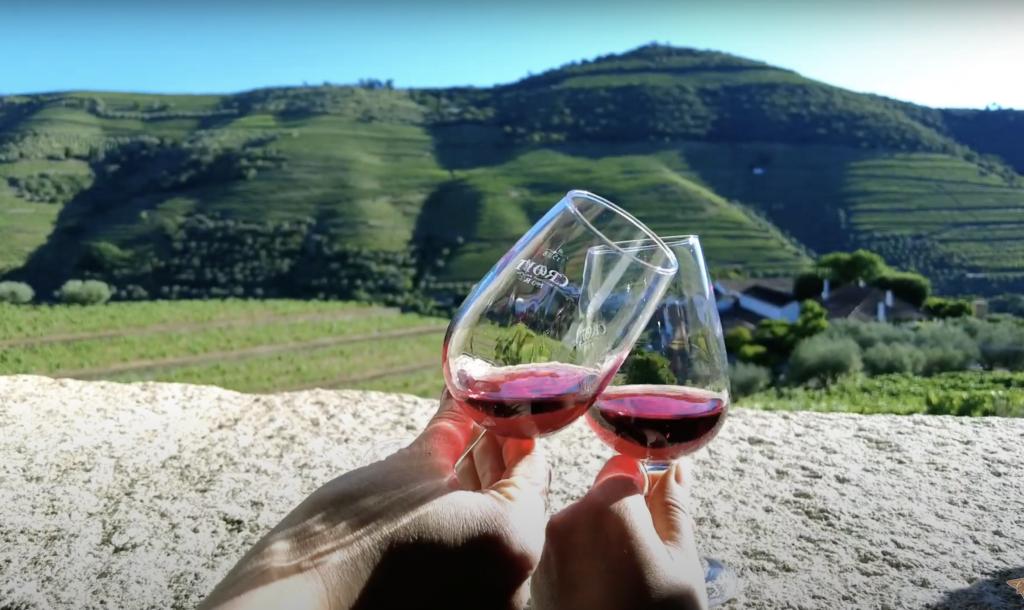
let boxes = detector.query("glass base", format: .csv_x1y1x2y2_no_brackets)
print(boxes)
702,556,740,607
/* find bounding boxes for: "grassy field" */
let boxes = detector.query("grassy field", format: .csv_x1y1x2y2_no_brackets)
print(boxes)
0,300,447,397
743,371,1024,417
4,300,1022,420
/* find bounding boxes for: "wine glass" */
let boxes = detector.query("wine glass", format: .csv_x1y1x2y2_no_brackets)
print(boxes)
359,190,678,465
582,235,740,607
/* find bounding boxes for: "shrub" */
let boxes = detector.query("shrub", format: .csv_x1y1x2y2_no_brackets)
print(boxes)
787,336,862,386
925,391,1024,417
919,347,975,376
862,342,925,376
730,362,772,398
623,349,677,385
494,323,550,366
824,320,914,350
913,323,979,374
724,326,752,354
0,281,34,304
973,322,1024,371
737,343,769,366
57,279,112,305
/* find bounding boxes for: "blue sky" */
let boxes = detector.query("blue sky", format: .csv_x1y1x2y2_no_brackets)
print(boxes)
3,1,1021,109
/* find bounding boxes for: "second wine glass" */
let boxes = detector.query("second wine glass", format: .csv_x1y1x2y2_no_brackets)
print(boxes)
584,234,730,467
582,234,739,607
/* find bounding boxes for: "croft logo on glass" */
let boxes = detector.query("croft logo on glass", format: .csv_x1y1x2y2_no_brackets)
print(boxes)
575,322,607,348
515,259,569,288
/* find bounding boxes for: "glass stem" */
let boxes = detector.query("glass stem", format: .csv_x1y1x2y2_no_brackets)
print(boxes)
644,460,672,473
455,428,488,470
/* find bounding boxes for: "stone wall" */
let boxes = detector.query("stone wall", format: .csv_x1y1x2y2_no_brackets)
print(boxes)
0,375,1021,609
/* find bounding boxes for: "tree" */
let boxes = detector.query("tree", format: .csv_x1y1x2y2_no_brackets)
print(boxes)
793,272,824,301
923,297,973,319
623,349,677,385
750,318,796,369
793,300,829,339
817,249,890,285
788,336,862,386
874,271,931,307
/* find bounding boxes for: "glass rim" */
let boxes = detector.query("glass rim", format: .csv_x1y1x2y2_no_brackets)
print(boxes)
565,190,679,275
595,234,700,252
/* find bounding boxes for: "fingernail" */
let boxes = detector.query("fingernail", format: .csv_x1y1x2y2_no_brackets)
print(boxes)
670,462,694,506
595,456,647,494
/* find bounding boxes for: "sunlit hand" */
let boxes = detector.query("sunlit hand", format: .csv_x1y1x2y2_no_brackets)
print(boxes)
199,390,550,610
530,455,707,610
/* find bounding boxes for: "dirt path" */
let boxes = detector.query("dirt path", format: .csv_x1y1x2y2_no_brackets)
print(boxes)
0,307,399,349
273,360,438,393
54,325,446,380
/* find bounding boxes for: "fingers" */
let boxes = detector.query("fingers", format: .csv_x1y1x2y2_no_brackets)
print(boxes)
590,454,648,499
577,454,661,537
455,446,482,491
489,436,550,505
647,460,699,558
411,387,479,468
472,431,507,490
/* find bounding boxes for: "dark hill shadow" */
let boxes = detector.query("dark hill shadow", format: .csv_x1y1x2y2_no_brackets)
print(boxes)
411,179,485,284
412,179,484,248
4,175,186,298
427,123,519,171
546,138,872,257
3,142,251,297
926,565,1024,609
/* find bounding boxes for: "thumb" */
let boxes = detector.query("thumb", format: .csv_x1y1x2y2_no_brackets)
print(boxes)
585,454,649,505
489,436,551,506
647,459,699,556
409,387,478,468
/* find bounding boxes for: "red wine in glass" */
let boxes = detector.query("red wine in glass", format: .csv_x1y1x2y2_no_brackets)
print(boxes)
587,385,728,462
451,362,606,438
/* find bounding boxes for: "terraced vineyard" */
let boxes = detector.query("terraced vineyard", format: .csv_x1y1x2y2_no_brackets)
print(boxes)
0,300,447,397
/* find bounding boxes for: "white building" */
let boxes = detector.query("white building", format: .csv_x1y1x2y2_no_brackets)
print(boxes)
713,278,801,329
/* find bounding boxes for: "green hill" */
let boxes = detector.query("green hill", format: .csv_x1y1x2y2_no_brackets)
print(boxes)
2,44,1023,299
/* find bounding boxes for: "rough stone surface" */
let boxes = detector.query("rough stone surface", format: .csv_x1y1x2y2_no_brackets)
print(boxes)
1,375,1022,609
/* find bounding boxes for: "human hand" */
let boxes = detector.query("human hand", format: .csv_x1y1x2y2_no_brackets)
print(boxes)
530,455,707,610
199,389,550,610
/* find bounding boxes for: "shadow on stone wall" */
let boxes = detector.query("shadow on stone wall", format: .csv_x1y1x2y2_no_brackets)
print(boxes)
928,565,1024,609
